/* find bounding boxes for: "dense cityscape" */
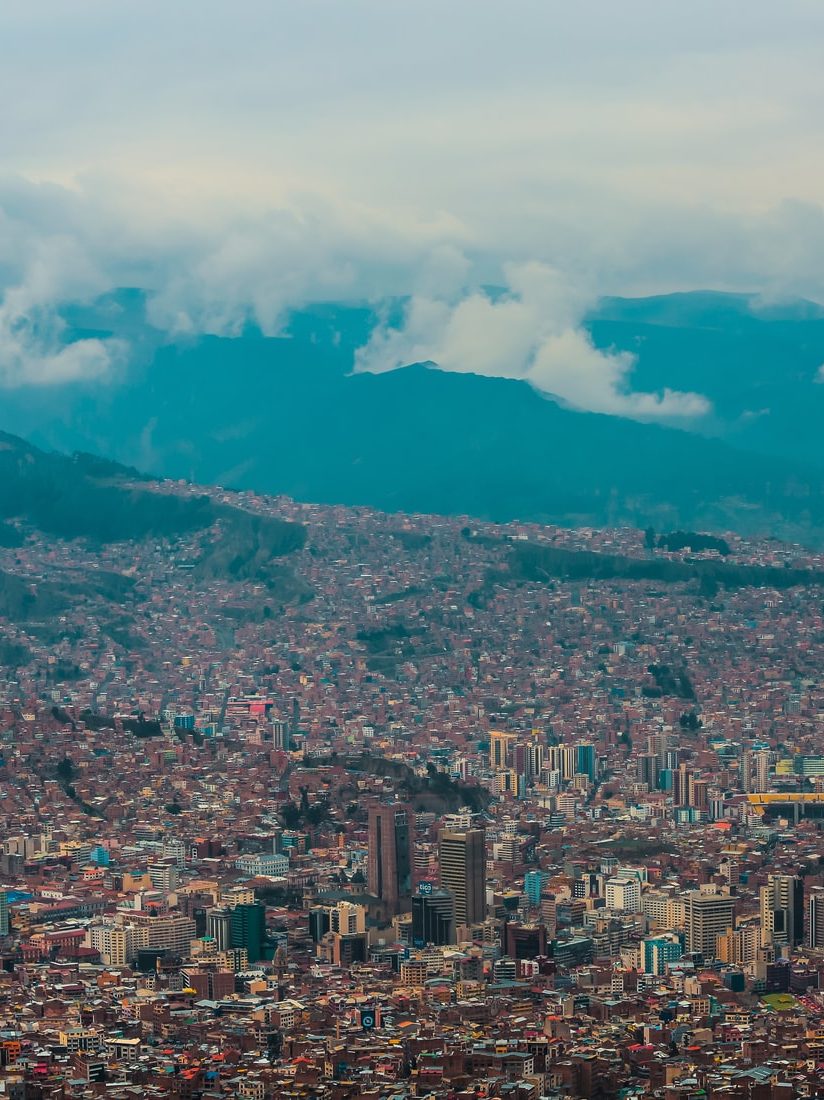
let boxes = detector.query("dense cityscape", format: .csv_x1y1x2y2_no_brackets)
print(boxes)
0,474,824,1098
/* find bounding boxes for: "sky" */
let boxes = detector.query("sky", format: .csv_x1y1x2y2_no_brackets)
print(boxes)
1,0,823,415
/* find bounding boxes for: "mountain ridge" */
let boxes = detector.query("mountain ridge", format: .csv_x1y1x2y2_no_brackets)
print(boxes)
1,289,823,542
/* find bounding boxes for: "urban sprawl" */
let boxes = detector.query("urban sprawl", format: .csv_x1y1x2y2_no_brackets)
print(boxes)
1,482,824,1099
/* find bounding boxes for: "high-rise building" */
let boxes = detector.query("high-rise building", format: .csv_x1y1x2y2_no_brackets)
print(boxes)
688,777,709,812
489,731,516,770
438,827,486,926
752,750,770,793
605,876,641,913
524,869,550,907
673,764,692,808
808,887,824,948
575,742,597,782
642,935,683,975
207,908,232,951
0,890,8,936
330,901,366,935
230,903,266,962
685,891,736,959
637,753,659,789
760,874,803,949
716,920,760,965
412,887,455,946
741,750,753,793
368,803,415,914
272,718,291,752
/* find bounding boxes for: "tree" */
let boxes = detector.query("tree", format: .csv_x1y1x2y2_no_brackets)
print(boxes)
279,802,301,829
56,757,75,783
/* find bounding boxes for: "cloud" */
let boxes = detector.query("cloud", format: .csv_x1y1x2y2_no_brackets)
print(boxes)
0,3,820,396
0,227,124,387
355,263,710,420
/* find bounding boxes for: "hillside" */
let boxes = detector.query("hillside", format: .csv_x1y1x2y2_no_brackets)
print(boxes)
0,432,307,622
1,290,823,542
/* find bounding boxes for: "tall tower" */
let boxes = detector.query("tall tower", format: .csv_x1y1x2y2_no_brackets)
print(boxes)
206,907,232,951
575,742,597,783
673,763,692,808
368,803,415,914
412,887,456,946
231,903,266,962
685,891,735,958
438,827,486,926
809,887,824,948
489,731,515,770
0,890,7,936
760,874,803,949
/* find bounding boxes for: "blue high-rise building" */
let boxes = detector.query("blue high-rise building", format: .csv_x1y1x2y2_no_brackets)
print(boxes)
575,742,597,782
524,870,550,907
642,936,683,975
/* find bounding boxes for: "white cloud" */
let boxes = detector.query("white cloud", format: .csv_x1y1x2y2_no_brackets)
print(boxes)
355,263,711,421
0,2,823,392
0,229,124,387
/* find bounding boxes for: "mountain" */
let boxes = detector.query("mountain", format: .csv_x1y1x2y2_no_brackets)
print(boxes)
589,291,824,466
1,290,823,542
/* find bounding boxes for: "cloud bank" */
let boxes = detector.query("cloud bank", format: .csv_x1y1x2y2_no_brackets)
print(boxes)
355,264,710,420
0,2,823,399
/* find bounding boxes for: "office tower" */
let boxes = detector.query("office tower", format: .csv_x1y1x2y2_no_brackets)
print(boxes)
685,891,736,958
673,763,692,808
743,749,771,794
808,887,824,948
230,903,266,962
760,874,803,949
716,921,760,966
688,777,709,812
207,907,233,951
642,935,683,975
0,890,8,936
490,730,516,770
605,876,641,912
575,742,597,782
438,827,486,926
272,718,290,751
308,907,330,943
637,753,658,789
524,869,550,907
741,750,753,793
540,894,557,939
412,887,455,946
505,921,548,960
330,901,366,935
526,741,544,782
368,803,415,914
755,751,770,793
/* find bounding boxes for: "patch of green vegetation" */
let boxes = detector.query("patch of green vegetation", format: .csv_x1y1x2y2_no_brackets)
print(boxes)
373,586,425,605
762,993,799,1012
0,637,30,667
656,530,731,556
509,542,824,591
195,512,307,592
0,570,68,621
308,752,492,814
390,530,432,550
0,432,306,556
